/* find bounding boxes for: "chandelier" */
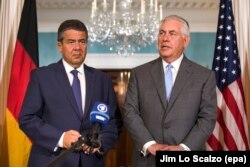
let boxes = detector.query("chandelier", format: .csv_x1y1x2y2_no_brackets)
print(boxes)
88,0,162,56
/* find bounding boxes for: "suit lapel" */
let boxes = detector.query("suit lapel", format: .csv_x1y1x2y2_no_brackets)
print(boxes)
54,61,82,119
167,57,193,111
83,65,94,120
150,58,167,110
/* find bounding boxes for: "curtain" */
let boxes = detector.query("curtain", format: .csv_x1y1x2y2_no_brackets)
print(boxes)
232,0,250,138
0,0,24,165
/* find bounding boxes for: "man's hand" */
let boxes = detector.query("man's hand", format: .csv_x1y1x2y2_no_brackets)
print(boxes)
164,145,184,151
82,143,102,155
148,144,184,156
147,143,169,156
63,130,81,149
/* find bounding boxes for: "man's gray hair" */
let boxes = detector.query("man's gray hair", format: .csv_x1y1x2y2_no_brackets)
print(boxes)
160,15,190,37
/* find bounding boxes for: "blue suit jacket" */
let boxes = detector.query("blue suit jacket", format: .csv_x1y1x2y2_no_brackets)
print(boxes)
19,60,122,167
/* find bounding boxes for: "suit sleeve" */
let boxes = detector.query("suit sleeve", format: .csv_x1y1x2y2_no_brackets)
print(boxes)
122,69,155,151
99,76,123,153
182,70,217,150
19,70,63,152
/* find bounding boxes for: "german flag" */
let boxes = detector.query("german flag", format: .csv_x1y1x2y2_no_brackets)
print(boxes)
3,0,38,166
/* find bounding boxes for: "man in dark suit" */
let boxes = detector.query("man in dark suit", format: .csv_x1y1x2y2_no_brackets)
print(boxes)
122,15,217,166
19,19,122,167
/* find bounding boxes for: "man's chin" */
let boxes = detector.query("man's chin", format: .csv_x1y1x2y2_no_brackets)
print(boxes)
160,54,171,58
72,59,84,65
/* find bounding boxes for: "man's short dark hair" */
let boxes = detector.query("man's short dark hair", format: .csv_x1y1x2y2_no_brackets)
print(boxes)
57,19,88,41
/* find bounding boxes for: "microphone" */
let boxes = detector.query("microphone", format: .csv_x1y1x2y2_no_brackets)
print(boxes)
89,102,110,148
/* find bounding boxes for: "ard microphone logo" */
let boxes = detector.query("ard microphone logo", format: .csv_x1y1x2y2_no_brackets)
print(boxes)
90,102,110,125
97,103,108,113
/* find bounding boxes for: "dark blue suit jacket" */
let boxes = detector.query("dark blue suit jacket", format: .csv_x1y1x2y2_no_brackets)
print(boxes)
19,60,122,167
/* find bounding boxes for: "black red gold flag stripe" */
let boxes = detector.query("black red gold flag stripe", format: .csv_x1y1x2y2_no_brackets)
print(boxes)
4,0,38,166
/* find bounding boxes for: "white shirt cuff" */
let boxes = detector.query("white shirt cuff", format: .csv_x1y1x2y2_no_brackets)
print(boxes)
53,132,65,152
141,140,156,156
180,143,190,151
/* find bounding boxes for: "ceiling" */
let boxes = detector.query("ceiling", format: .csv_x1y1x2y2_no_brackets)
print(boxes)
37,0,218,10
36,0,219,32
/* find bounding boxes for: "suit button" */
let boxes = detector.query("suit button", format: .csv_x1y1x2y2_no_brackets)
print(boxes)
164,123,168,128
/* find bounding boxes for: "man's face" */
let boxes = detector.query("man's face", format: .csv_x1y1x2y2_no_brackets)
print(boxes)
57,29,87,68
157,19,190,63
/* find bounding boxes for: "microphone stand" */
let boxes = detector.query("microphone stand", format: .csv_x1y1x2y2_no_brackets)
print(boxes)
44,135,89,167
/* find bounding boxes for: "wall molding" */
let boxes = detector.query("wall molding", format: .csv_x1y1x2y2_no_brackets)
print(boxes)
37,0,218,10
84,54,159,69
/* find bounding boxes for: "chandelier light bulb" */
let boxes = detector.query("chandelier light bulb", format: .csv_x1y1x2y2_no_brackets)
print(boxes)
88,0,161,56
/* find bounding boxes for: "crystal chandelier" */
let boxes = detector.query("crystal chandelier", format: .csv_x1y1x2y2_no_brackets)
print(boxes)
88,0,162,56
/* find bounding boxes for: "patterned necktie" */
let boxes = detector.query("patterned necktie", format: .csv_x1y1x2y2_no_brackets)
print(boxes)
165,64,173,101
71,69,83,117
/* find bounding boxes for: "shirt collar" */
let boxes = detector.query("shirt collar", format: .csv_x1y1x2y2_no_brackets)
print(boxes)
62,59,84,75
162,54,184,71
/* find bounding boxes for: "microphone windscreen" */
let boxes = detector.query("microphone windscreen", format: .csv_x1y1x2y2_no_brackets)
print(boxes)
90,102,110,126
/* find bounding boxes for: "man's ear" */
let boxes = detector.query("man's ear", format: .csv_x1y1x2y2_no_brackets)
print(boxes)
57,41,62,53
184,36,190,49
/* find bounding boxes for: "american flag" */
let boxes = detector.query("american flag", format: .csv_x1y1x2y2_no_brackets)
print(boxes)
206,0,249,150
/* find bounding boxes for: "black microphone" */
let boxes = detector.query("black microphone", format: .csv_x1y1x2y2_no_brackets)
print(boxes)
89,102,110,149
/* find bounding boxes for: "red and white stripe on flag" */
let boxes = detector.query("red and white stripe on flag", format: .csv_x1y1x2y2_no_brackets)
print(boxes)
206,0,249,150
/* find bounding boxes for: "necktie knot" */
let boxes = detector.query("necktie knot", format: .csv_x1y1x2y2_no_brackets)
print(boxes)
71,69,78,77
165,64,173,101
166,64,173,72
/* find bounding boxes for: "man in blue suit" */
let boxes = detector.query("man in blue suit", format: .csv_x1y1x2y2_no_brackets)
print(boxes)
19,19,122,167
